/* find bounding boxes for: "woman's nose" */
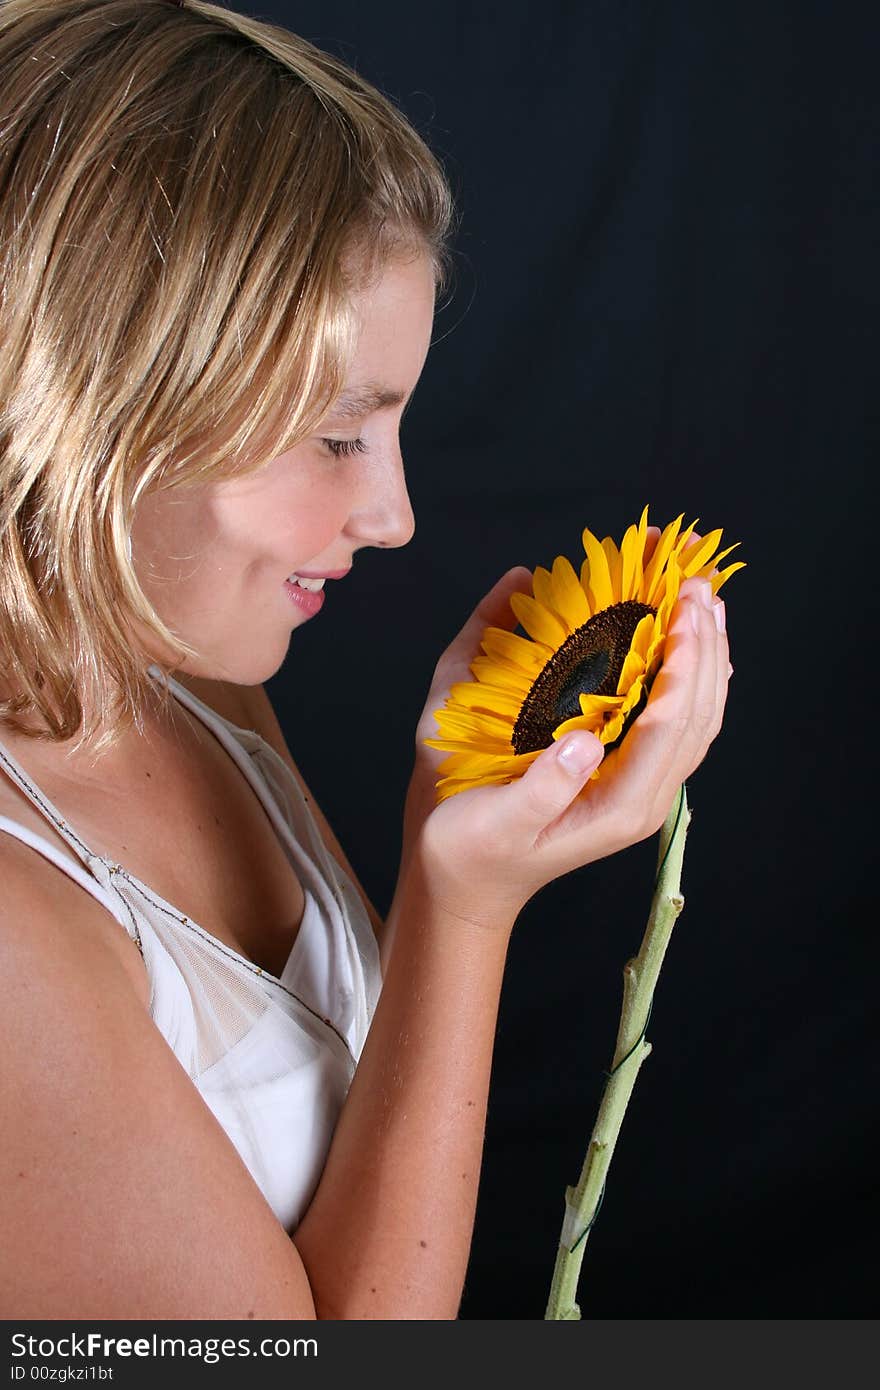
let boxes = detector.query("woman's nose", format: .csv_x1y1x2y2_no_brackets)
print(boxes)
348,445,416,550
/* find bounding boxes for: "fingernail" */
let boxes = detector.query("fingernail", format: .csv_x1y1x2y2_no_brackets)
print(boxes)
698,580,714,608
713,599,726,632
557,735,601,775
728,661,734,678
690,602,702,635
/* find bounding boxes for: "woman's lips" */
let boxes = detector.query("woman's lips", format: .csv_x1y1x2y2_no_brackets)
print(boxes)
283,566,350,619
283,579,326,617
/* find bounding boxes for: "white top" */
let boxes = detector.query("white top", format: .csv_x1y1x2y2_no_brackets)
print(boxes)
0,666,382,1232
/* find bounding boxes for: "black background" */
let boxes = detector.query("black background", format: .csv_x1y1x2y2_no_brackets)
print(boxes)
257,1,877,1317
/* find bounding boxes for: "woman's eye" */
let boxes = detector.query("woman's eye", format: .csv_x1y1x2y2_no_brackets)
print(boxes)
321,436,368,458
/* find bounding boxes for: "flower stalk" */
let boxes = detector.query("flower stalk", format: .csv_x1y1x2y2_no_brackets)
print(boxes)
544,782,691,1320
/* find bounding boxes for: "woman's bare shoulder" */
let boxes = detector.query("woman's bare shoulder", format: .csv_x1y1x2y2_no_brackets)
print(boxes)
0,830,317,1320
0,829,151,1010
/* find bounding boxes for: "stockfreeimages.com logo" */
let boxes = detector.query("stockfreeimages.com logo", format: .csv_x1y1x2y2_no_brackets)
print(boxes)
11,1332,317,1367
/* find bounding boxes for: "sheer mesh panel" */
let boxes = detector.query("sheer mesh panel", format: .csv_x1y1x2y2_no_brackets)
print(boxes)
117,868,356,1229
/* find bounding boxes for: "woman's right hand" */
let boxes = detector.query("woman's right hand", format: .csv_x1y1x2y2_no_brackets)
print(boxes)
404,567,731,933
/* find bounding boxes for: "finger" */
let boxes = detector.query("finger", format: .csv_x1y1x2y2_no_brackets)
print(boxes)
711,593,731,731
662,523,731,760
491,730,605,849
645,576,727,809
677,576,720,773
679,578,732,755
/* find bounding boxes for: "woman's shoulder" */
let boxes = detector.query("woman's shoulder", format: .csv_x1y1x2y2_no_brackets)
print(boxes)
0,818,315,1319
0,828,151,1011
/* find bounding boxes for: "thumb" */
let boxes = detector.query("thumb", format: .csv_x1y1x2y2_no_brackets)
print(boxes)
499,732,604,839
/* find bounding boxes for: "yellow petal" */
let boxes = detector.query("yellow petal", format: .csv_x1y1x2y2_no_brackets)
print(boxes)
617,644,646,694
470,654,535,694
578,692,624,716
424,735,510,755
449,681,524,718
712,560,746,593
433,707,515,741
551,554,592,628
643,513,685,607
667,517,698,579
616,612,656,693
688,542,744,587
481,626,548,673
677,528,724,577
620,519,647,601
428,718,511,749
654,564,683,626
619,674,647,714
435,776,500,801
434,748,541,777
553,711,605,738
509,591,568,648
645,627,667,669
434,755,542,799
634,611,655,657
602,536,622,602
433,751,507,774
581,527,614,610
599,709,626,743
531,564,556,614
634,504,651,598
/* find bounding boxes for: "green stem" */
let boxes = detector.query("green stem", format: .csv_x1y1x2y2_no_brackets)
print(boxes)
544,783,691,1321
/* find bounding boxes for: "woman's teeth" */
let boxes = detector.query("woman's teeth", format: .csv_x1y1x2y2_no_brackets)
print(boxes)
288,574,325,592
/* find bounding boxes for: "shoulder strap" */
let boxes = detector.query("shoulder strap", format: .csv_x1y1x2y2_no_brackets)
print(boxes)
0,814,136,939
0,741,142,950
0,738,102,870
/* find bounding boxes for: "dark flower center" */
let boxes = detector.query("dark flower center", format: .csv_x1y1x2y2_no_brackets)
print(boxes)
511,600,655,755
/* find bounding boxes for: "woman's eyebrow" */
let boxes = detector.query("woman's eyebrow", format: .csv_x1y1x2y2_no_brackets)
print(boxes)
331,384,409,418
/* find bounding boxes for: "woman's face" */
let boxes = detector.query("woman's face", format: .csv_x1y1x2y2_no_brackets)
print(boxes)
130,251,436,686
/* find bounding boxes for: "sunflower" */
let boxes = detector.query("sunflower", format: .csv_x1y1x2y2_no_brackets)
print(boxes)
424,506,744,802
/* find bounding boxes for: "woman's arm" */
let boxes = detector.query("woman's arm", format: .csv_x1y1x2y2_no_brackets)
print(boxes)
294,865,512,1317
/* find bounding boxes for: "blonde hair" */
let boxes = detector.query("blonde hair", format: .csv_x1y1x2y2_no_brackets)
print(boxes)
0,0,455,755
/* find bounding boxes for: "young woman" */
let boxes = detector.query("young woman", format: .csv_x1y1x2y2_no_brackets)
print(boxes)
0,1,731,1319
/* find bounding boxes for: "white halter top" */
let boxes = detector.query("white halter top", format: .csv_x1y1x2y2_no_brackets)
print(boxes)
0,667,382,1231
